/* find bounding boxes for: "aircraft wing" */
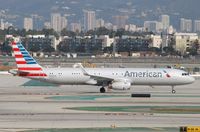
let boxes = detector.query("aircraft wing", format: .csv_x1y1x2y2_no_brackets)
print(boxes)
78,63,114,82
79,64,130,83
83,68,114,81
82,70,131,87
79,63,131,84
85,73,114,82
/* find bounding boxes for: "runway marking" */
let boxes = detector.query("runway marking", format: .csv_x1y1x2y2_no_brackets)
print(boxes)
20,127,179,132
153,94,200,98
149,127,165,131
66,106,200,114
47,95,127,101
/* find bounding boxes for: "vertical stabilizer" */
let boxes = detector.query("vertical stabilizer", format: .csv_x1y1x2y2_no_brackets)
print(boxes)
11,40,46,77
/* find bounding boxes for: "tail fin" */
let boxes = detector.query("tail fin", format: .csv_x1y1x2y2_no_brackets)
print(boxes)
11,40,46,77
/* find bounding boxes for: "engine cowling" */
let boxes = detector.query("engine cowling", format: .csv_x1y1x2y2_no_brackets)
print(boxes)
111,81,131,90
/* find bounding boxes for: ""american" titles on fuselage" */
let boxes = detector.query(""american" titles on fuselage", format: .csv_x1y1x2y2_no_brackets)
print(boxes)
124,71,163,78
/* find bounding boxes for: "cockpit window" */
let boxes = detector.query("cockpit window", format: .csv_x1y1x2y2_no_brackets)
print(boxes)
182,73,189,76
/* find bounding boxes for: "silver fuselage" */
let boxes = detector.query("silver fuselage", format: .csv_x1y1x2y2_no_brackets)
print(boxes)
30,68,195,86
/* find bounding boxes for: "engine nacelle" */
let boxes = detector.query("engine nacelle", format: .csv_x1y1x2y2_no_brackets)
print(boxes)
111,82,131,90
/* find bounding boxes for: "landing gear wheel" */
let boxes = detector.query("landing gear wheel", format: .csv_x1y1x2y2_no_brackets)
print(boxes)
172,89,176,94
100,87,106,93
171,86,176,94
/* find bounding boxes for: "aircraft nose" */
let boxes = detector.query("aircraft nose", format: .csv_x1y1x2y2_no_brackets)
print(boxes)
188,76,195,83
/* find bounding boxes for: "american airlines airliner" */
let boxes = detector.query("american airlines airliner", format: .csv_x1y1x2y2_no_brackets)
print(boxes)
9,40,195,93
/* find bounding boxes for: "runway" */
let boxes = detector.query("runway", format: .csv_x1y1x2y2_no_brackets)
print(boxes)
0,74,200,132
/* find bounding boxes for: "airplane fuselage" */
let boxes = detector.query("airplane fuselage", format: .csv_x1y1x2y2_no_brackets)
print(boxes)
33,68,195,86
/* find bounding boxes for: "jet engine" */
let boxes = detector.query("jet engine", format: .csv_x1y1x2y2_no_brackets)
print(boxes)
111,81,131,90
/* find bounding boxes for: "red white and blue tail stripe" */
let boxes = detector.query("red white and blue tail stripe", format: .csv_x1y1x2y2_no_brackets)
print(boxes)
11,41,47,77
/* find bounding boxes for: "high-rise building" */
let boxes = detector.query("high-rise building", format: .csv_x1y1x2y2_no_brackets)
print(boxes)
180,18,192,32
84,10,96,31
44,22,51,29
144,21,162,33
125,24,137,32
194,20,200,32
24,17,33,31
51,13,62,32
51,13,67,32
144,21,156,32
61,16,67,30
31,14,43,30
113,15,128,29
70,23,81,32
160,15,170,30
96,19,105,28
0,19,4,30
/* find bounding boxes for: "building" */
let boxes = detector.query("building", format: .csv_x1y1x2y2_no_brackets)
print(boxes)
22,35,57,52
144,21,162,33
113,15,128,29
61,16,67,30
70,23,81,32
194,20,200,32
99,35,114,48
96,19,105,28
31,14,43,30
0,19,4,30
59,36,103,54
51,13,67,32
125,24,137,32
44,22,51,29
51,13,62,32
84,10,96,31
115,37,150,52
174,33,198,54
24,17,33,31
150,35,162,48
160,15,170,30
180,18,192,32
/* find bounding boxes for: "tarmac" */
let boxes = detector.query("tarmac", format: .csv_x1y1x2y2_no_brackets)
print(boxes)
0,73,200,132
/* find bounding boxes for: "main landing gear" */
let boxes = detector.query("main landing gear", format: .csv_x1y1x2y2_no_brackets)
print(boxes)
172,86,176,94
100,87,106,93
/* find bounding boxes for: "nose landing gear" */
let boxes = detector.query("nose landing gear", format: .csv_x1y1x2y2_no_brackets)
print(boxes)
172,86,176,94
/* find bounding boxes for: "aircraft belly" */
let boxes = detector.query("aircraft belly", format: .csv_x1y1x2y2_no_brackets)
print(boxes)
48,75,90,85
133,77,177,85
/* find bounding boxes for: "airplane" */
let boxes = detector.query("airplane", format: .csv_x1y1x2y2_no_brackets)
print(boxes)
9,39,195,93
